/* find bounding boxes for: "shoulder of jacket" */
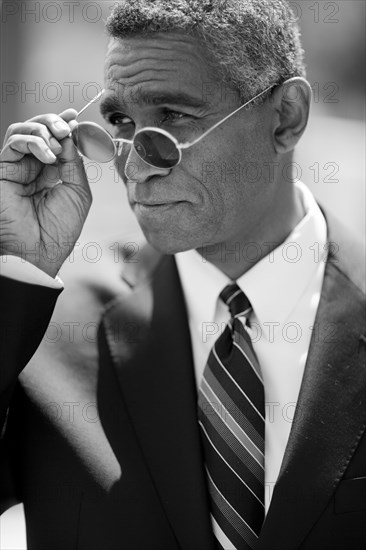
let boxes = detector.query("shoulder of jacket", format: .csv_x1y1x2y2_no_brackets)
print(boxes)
323,206,365,296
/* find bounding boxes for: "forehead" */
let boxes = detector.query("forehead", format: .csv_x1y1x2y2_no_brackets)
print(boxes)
104,33,218,104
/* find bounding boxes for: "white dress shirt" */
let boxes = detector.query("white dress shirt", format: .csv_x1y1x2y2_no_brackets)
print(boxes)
0,254,63,288
175,180,327,515
0,181,327,520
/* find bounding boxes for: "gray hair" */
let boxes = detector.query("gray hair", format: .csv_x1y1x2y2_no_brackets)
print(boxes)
106,0,306,105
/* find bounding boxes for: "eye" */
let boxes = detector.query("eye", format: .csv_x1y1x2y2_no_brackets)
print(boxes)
160,110,193,124
108,113,134,126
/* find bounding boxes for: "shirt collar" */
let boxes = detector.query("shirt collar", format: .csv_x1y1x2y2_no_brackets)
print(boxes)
175,245,230,335
175,181,327,331
237,181,327,328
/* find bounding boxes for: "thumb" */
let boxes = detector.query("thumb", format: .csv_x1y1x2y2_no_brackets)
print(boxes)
57,134,90,193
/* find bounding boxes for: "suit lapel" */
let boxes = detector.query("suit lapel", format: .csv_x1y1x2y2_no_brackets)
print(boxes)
102,254,215,550
258,240,366,549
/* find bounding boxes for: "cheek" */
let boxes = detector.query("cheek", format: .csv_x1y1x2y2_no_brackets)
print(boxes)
184,140,248,218
184,130,274,238
179,153,228,225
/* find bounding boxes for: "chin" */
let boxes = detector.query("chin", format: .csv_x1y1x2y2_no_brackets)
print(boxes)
142,228,199,256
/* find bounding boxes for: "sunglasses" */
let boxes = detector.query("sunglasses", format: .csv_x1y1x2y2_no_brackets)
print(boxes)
71,84,275,169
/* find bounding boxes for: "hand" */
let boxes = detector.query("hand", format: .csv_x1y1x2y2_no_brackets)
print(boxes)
0,110,92,277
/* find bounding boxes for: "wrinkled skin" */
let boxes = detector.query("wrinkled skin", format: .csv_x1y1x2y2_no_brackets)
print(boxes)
102,32,309,277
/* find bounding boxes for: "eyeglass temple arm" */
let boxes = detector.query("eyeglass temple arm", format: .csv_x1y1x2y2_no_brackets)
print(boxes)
87,83,275,147
76,89,105,117
178,84,276,150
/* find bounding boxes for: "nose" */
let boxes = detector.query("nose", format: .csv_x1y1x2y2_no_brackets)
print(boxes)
118,141,171,184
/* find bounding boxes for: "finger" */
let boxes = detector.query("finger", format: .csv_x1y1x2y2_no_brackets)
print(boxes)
58,109,78,122
1,135,56,164
56,139,92,206
3,122,62,155
26,113,73,141
57,133,84,164
56,140,90,189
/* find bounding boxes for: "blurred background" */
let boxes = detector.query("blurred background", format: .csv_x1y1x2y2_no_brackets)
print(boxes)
0,1,365,548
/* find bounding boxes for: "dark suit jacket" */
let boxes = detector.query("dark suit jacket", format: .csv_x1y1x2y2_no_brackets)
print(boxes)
1,209,365,550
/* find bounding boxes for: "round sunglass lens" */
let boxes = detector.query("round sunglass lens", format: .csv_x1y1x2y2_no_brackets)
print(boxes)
134,130,180,168
71,122,116,163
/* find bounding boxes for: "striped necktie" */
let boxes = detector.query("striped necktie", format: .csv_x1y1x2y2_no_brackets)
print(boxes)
198,283,265,550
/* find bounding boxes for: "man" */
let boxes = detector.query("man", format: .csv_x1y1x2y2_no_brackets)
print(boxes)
0,1,365,549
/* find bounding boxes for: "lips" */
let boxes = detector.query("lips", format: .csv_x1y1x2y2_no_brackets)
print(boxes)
134,200,185,207
136,202,168,207
127,179,190,207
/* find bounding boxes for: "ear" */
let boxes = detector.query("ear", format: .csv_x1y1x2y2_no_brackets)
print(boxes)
271,77,312,154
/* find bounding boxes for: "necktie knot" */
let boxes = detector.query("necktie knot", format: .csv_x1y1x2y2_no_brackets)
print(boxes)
219,282,252,320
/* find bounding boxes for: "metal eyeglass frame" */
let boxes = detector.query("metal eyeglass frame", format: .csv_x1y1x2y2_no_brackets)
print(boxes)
76,83,276,167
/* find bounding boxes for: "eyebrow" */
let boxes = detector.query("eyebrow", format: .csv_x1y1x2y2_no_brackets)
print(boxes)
99,90,207,117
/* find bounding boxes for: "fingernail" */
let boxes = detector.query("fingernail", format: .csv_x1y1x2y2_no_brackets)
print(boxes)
49,137,62,152
54,121,70,132
46,148,57,162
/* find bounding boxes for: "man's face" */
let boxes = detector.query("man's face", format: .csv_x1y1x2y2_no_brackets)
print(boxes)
102,33,277,254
